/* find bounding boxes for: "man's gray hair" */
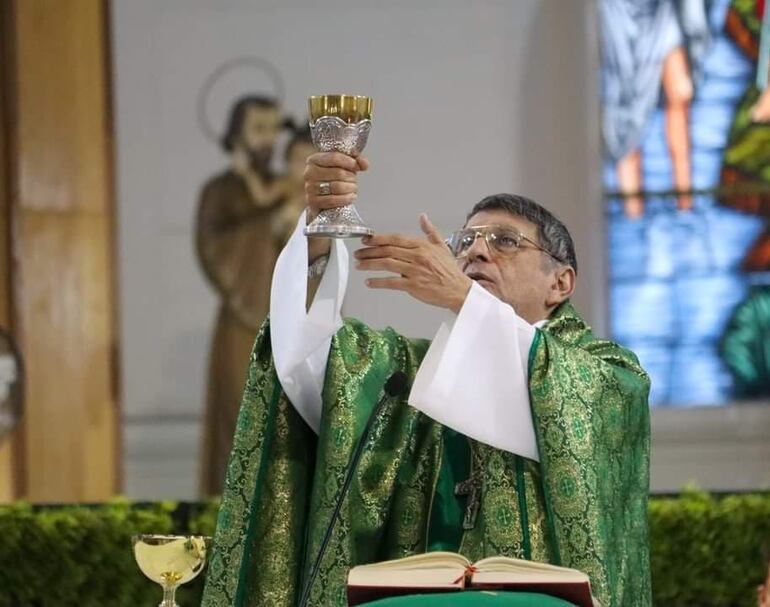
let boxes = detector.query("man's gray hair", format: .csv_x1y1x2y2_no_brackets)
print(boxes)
466,193,578,274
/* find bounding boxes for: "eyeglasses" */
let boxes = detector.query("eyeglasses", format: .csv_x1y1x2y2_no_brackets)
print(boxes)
445,224,564,263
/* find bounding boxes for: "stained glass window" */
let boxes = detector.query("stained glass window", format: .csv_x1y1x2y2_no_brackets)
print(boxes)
600,0,770,405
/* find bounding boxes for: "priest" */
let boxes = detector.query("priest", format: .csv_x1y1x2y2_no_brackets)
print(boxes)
201,152,651,607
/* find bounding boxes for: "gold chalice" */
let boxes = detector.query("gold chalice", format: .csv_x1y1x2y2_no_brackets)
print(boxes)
132,534,211,607
305,94,374,238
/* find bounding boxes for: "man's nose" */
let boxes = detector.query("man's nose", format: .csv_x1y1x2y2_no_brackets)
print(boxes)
466,234,491,261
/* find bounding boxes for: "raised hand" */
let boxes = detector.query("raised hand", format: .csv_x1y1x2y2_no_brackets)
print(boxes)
304,151,370,262
304,151,369,223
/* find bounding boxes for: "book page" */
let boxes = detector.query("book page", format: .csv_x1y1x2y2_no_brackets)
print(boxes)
348,552,470,588
472,556,590,583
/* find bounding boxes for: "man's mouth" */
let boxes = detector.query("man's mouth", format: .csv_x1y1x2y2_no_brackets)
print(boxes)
466,271,494,284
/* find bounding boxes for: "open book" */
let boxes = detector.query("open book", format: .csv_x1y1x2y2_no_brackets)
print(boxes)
347,552,593,607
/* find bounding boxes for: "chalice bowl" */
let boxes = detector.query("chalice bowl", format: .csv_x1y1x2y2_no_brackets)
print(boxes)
132,534,211,607
305,94,374,238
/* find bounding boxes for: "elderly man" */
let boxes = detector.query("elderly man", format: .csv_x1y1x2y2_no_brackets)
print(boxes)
202,153,651,607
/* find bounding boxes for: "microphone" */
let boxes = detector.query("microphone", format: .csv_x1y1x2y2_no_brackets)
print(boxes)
298,371,410,606
384,370,409,400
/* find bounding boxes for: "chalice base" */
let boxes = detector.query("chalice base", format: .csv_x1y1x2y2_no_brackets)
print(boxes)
304,204,374,238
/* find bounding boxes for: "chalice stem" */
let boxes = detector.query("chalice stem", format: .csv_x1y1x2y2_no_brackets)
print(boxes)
160,586,179,607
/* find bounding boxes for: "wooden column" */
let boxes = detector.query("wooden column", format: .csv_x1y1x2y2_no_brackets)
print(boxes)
0,0,20,502
3,0,118,502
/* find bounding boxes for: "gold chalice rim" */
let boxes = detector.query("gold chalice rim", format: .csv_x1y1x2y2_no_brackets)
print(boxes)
308,94,373,122
308,94,371,102
132,534,211,545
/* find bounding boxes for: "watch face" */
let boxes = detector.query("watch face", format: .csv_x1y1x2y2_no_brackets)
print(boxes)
309,255,329,278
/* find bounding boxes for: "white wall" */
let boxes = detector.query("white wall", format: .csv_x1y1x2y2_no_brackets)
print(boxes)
113,0,769,500
112,0,603,499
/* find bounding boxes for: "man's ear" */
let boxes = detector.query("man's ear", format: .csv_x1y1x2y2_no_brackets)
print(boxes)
545,265,576,308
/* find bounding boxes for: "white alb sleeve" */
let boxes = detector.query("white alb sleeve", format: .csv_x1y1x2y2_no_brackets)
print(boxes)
407,281,540,461
269,212,348,433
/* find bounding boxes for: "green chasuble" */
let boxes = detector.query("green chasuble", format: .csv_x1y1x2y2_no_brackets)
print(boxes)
201,302,651,607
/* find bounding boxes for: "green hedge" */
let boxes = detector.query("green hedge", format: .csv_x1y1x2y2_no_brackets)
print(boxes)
0,498,218,607
650,490,770,606
0,491,768,606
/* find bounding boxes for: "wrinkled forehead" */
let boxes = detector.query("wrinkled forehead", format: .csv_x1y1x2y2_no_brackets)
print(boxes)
464,209,539,241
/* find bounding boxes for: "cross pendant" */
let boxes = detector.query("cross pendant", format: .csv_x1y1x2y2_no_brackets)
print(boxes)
454,476,482,530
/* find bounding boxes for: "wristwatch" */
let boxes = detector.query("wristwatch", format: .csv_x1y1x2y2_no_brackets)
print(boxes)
308,254,329,278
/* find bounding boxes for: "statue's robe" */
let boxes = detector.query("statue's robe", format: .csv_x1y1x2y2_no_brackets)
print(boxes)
196,169,292,494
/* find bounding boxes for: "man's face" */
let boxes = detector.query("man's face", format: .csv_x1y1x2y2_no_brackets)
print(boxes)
459,209,564,323
239,105,282,166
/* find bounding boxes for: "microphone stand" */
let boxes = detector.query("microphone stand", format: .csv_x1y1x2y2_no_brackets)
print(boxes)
297,371,409,607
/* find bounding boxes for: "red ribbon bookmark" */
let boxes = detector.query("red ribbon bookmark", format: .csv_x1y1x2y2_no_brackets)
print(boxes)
452,565,478,585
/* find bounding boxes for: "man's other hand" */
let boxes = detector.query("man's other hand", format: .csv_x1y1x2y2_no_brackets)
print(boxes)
355,213,472,314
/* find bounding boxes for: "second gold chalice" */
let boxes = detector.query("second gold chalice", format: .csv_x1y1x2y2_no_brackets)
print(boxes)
132,534,211,607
